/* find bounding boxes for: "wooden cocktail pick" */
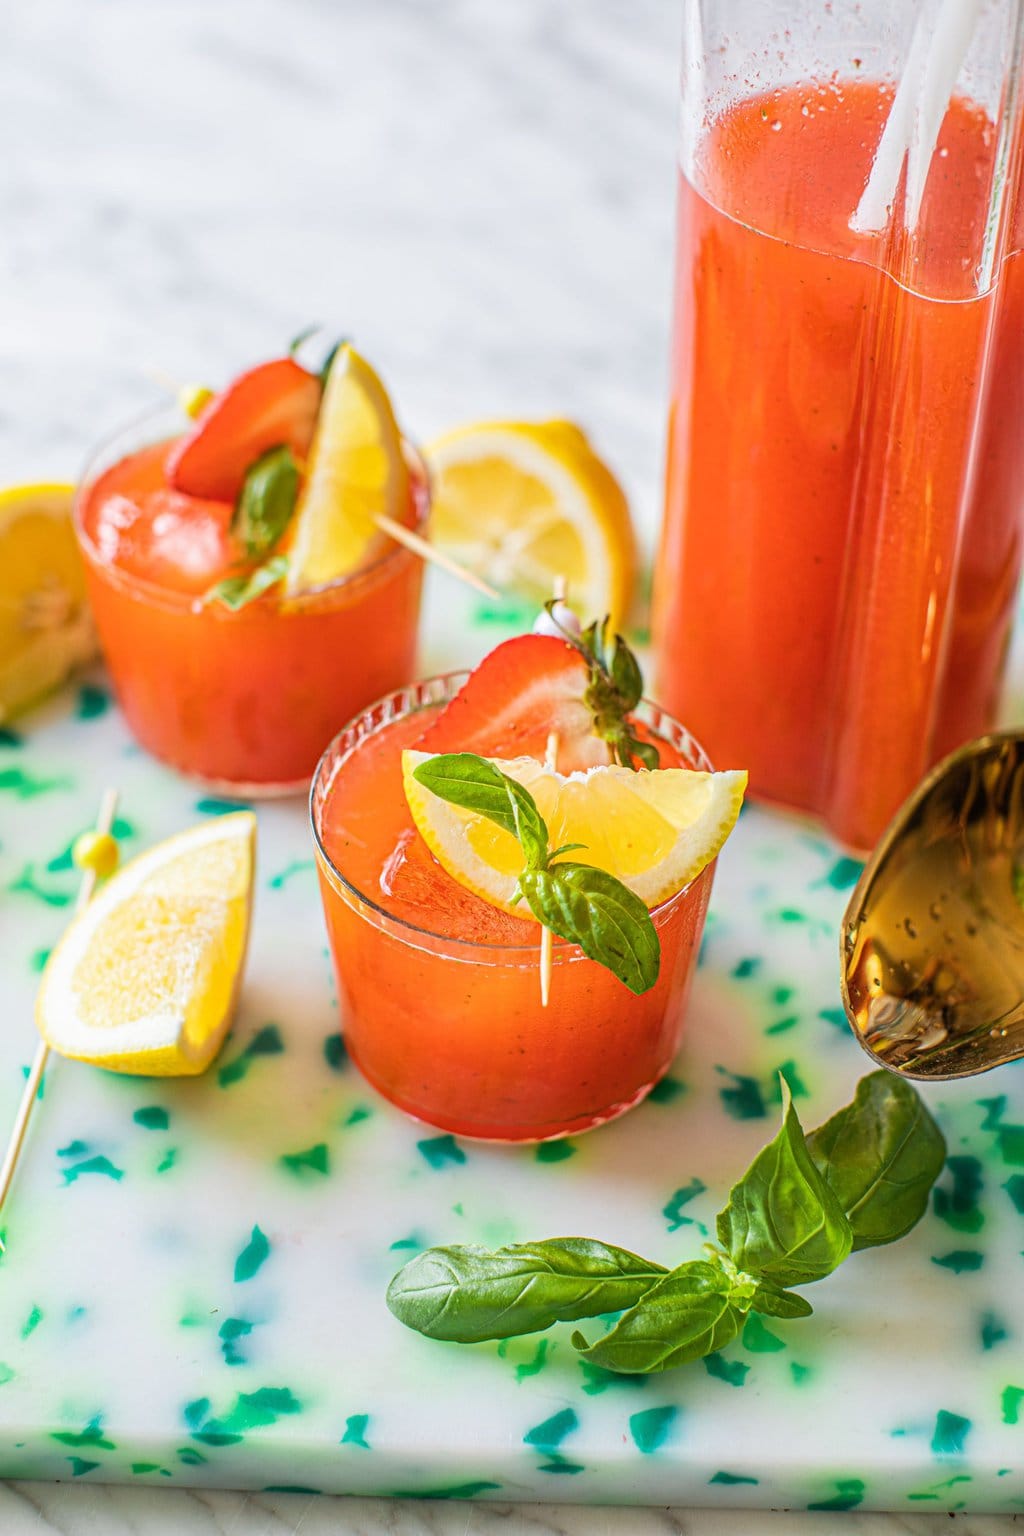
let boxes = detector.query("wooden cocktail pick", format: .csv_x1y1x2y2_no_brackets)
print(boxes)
0,787,120,1250
538,575,570,1008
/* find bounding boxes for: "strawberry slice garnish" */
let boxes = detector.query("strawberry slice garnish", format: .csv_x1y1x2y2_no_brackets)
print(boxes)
166,358,321,503
416,633,612,769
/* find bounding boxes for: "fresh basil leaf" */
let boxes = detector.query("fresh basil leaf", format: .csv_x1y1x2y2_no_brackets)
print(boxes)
750,1281,814,1320
806,1071,946,1252
412,753,549,867
203,554,289,611
386,1238,667,1343
571,1260,744,1373
716,1082,853,1288
232,445,300,560
518,862,659,995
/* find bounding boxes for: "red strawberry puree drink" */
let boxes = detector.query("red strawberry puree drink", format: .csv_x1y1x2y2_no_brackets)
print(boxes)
74,353,428,793
310,633,733,1142
653,2,1024,853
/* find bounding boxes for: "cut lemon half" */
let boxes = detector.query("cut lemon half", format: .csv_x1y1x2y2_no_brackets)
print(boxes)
0,482,97,722
426,420,637,631
36,813,256,1076
403,751,746,915
284,344,409,595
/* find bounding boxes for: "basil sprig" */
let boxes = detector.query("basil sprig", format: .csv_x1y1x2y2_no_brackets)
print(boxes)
387,1072,945,1374
545,604,658,771
231,445,300,560
412,752,659,994
203,554,289,612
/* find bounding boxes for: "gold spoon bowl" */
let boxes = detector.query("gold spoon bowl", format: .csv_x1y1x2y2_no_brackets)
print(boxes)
841,731,1024,1081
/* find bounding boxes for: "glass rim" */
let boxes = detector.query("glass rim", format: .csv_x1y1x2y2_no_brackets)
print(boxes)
308,672,715,957
71,401,431,614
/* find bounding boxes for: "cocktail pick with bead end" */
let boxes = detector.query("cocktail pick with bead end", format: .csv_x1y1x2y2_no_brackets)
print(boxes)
0,789,120,1251
533,578,581,1007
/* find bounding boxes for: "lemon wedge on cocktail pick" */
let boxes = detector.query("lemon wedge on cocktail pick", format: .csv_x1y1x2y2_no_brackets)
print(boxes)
36,814,255,1075
402,752,746,916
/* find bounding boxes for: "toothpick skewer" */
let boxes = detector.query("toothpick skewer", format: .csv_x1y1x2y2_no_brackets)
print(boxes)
539,575,570,1009
0,787,120,1248
147,370,502,602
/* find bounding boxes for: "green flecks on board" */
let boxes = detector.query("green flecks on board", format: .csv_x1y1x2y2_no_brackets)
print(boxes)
219,1317,254,1366
629,1405,678,1454
268,859,315,889
662,1178,707,1233
981,1311,1009,1350
710,1471,759,1486
932,1250,984,1274
1001,1386,1024,1425
29,947,52,972
743,1313,786,1353
280,1143,330,1178
647,1074,686,1104
0,1364,15,1386
389,1232,427,1253
474,598,533,628
496,1335,553,1382
1005,1175,1024,1213
195,796,253,816
417,1134,466,1169
535,1140,575,1163
9,866,72,906
177,1447,207,1466
67,1457,101,1477
808,1478,865,1511
819,1007,848,1032
218,1023,284,1087
66,1305,87,1324
62,1155,123,1185
131,1462,167,1475
0,725,22,746
715,1067,766,1121
579,1360,648,1396
0,767,71,799
324,1034,348,1071
187,1387,302,1446
51,1418,115,1451
769,1060,809,1101
341,1413,371,1449
234,1225,271,1282
20,1306,41,1340
820,856,864,890
731,957,761,980
57,1140,89,1159
184,1397,210,1429
999,1125,1024,1165
263,1485,322,1495
933,1156,985,1233
76,683,110,719
47,816,135,873
20,1064,44,1099
765,1016,800,1036
343,1104,372,1128
704,1352,749,1387
979,1095,1007,1130
391,1481,502,1500
156,1148,178,1174
931,1410,972,1456
524,1407,578,1453
133,1105,170,1131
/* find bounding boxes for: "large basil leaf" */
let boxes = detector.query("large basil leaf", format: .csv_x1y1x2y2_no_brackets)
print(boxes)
412,753,548,867
570,1260,744,1373
717,1084,853,1287
518,863,659,995
385,1238,666,1343
806,1071,946,1251
232,445,300,559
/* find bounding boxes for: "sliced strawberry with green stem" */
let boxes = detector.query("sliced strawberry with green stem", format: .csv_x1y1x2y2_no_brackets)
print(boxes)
166,357,321,503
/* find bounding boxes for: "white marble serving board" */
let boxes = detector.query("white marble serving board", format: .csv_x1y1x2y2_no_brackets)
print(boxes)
0,573,1022,1512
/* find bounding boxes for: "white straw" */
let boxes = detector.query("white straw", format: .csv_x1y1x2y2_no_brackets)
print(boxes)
851,0,982,235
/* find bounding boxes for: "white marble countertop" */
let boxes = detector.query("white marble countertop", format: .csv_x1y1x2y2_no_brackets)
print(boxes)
2,1,1022,1533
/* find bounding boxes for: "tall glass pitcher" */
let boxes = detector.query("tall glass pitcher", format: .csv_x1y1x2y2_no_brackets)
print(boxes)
653,0,1024,852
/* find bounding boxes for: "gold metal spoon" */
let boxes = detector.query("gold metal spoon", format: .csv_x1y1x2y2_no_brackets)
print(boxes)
840,731,1024,1080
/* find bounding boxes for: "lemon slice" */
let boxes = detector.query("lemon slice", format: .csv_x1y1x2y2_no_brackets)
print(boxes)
36,813,256,1076
284,344,409,594
427,420,637,630
403,751,746,914
0,482,97,722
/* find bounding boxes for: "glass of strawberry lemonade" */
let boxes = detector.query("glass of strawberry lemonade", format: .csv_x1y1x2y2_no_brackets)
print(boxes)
74,346,428,793
311,625,745,1141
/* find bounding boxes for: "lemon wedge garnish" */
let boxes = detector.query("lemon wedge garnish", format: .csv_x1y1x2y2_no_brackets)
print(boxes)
284,344,409,594
427,420,637,631
37,813,255,1076
0,482,97,722
403,751,746,915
